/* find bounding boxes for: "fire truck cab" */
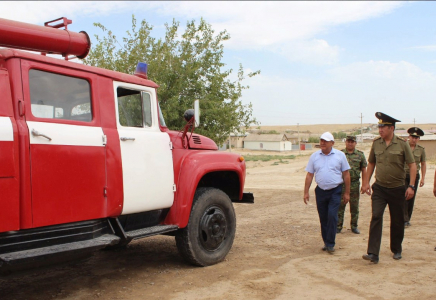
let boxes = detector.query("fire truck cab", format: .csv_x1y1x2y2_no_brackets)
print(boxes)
0,17,253,272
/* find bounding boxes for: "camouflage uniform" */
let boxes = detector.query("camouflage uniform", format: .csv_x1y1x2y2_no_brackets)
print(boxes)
337,148,367,230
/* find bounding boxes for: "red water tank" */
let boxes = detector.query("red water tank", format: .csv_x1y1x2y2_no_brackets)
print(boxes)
0,17,90,59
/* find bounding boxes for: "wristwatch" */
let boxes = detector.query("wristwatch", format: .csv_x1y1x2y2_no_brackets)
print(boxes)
408,184,415,191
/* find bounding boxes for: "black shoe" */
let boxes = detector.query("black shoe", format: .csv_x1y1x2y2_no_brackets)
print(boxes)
336,228,342,233
393,253,402,260
322,245,327,251
351,228,360,234
404,221,411,228
362,253,379,264
326,246,335,254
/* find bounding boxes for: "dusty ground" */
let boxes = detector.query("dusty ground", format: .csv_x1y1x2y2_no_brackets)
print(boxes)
2,143,436,300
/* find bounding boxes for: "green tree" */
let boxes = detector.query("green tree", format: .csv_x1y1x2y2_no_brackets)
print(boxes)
83,16,259,145
308,136,320,143
338,132,347,139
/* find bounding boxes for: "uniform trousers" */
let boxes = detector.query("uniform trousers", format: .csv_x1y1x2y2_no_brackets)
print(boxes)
404,173,420,222
367,183,406,256
337,180,360,230
315,185,342,248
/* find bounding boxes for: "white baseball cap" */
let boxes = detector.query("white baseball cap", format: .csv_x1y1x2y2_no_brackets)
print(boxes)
320,132,334,142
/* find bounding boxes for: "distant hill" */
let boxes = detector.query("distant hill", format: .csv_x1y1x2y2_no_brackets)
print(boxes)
250,123,436,135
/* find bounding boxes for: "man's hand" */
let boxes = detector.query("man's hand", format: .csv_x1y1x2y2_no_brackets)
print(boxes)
343,192,350,204
419,178,425,187
405,187,415,200
304,172,314,205
433,186,436,197
361,183,371,196
304,192,310,204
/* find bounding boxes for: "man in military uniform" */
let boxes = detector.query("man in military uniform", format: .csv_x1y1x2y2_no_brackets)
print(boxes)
361,112,416,264
337,136,367,234
404,127,426,227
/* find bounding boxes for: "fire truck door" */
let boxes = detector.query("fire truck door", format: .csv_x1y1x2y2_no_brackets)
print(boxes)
24,68,106,228
115,84,174,214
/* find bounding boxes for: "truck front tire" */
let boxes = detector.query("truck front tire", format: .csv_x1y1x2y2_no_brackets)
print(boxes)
175,187,236,266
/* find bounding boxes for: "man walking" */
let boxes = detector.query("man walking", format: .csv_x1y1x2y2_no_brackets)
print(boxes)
404,127,426,227
337,136,367,234
304,132,350,253
361,112,416,264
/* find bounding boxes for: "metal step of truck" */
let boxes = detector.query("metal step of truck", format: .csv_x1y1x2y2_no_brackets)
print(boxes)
0,234,120,269
125,225,179,240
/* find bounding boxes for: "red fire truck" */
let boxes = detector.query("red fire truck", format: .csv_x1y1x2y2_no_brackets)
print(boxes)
0,17,253,272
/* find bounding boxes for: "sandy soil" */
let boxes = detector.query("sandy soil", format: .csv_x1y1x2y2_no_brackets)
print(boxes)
2,143,436,300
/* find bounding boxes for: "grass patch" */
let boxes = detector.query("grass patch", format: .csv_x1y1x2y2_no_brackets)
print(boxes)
244,154,296,162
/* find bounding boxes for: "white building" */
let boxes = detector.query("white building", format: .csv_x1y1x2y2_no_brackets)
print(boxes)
243,134,292,151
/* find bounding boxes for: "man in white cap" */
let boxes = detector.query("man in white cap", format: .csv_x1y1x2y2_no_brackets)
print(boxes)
304,132,351,253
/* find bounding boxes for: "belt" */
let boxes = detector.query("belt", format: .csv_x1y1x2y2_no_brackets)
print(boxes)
317,185,340,191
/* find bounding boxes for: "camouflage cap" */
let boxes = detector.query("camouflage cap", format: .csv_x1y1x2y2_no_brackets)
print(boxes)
346,135,356,141
407,127,424,137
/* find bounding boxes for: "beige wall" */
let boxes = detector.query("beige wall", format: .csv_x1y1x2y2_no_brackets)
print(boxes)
245,141,296,151
420,140,436,160
229,136,245,148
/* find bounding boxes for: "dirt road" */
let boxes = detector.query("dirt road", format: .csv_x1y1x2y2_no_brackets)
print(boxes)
2,146,436,300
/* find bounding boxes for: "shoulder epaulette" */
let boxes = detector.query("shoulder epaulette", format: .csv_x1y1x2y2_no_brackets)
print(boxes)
417,144,425,149
396,136,406,142
356,149,364,154
373,136,382,141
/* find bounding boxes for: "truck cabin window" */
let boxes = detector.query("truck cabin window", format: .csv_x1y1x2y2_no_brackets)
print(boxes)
29,69,92,122
117,87,152,128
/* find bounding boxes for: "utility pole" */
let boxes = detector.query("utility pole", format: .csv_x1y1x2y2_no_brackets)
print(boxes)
360,113,363,143
298,123,300,155
413,118,415,126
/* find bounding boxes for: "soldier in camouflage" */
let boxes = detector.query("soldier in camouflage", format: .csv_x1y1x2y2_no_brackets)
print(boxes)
337,136,367,234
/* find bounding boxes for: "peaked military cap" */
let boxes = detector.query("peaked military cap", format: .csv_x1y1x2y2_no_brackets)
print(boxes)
346,135,356,141
375,112,400,127
407,127,424,137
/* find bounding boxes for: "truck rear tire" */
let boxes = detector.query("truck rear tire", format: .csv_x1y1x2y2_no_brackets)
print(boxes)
175,187,236,266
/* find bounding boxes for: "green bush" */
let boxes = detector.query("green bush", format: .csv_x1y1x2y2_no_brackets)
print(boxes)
308,136,320,143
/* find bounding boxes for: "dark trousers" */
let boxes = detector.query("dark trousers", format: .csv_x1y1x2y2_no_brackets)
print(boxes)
404,174,420,222
315,185,342,248
367,183,406,256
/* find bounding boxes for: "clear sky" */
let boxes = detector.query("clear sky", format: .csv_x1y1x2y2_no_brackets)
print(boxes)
1,1,435,125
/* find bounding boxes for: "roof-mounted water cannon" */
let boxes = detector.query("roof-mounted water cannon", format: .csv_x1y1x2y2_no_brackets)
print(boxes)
0,17,90,60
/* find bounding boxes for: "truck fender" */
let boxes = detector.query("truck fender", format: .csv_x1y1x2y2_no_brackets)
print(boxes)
164,151,245,228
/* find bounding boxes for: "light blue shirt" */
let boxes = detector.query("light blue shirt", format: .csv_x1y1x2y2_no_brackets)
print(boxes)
306,148,350,190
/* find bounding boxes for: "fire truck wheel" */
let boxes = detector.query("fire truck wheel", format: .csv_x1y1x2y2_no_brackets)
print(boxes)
175,187,236,267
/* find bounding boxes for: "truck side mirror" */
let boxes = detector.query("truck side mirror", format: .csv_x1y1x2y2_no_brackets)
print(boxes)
194,99,200,126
